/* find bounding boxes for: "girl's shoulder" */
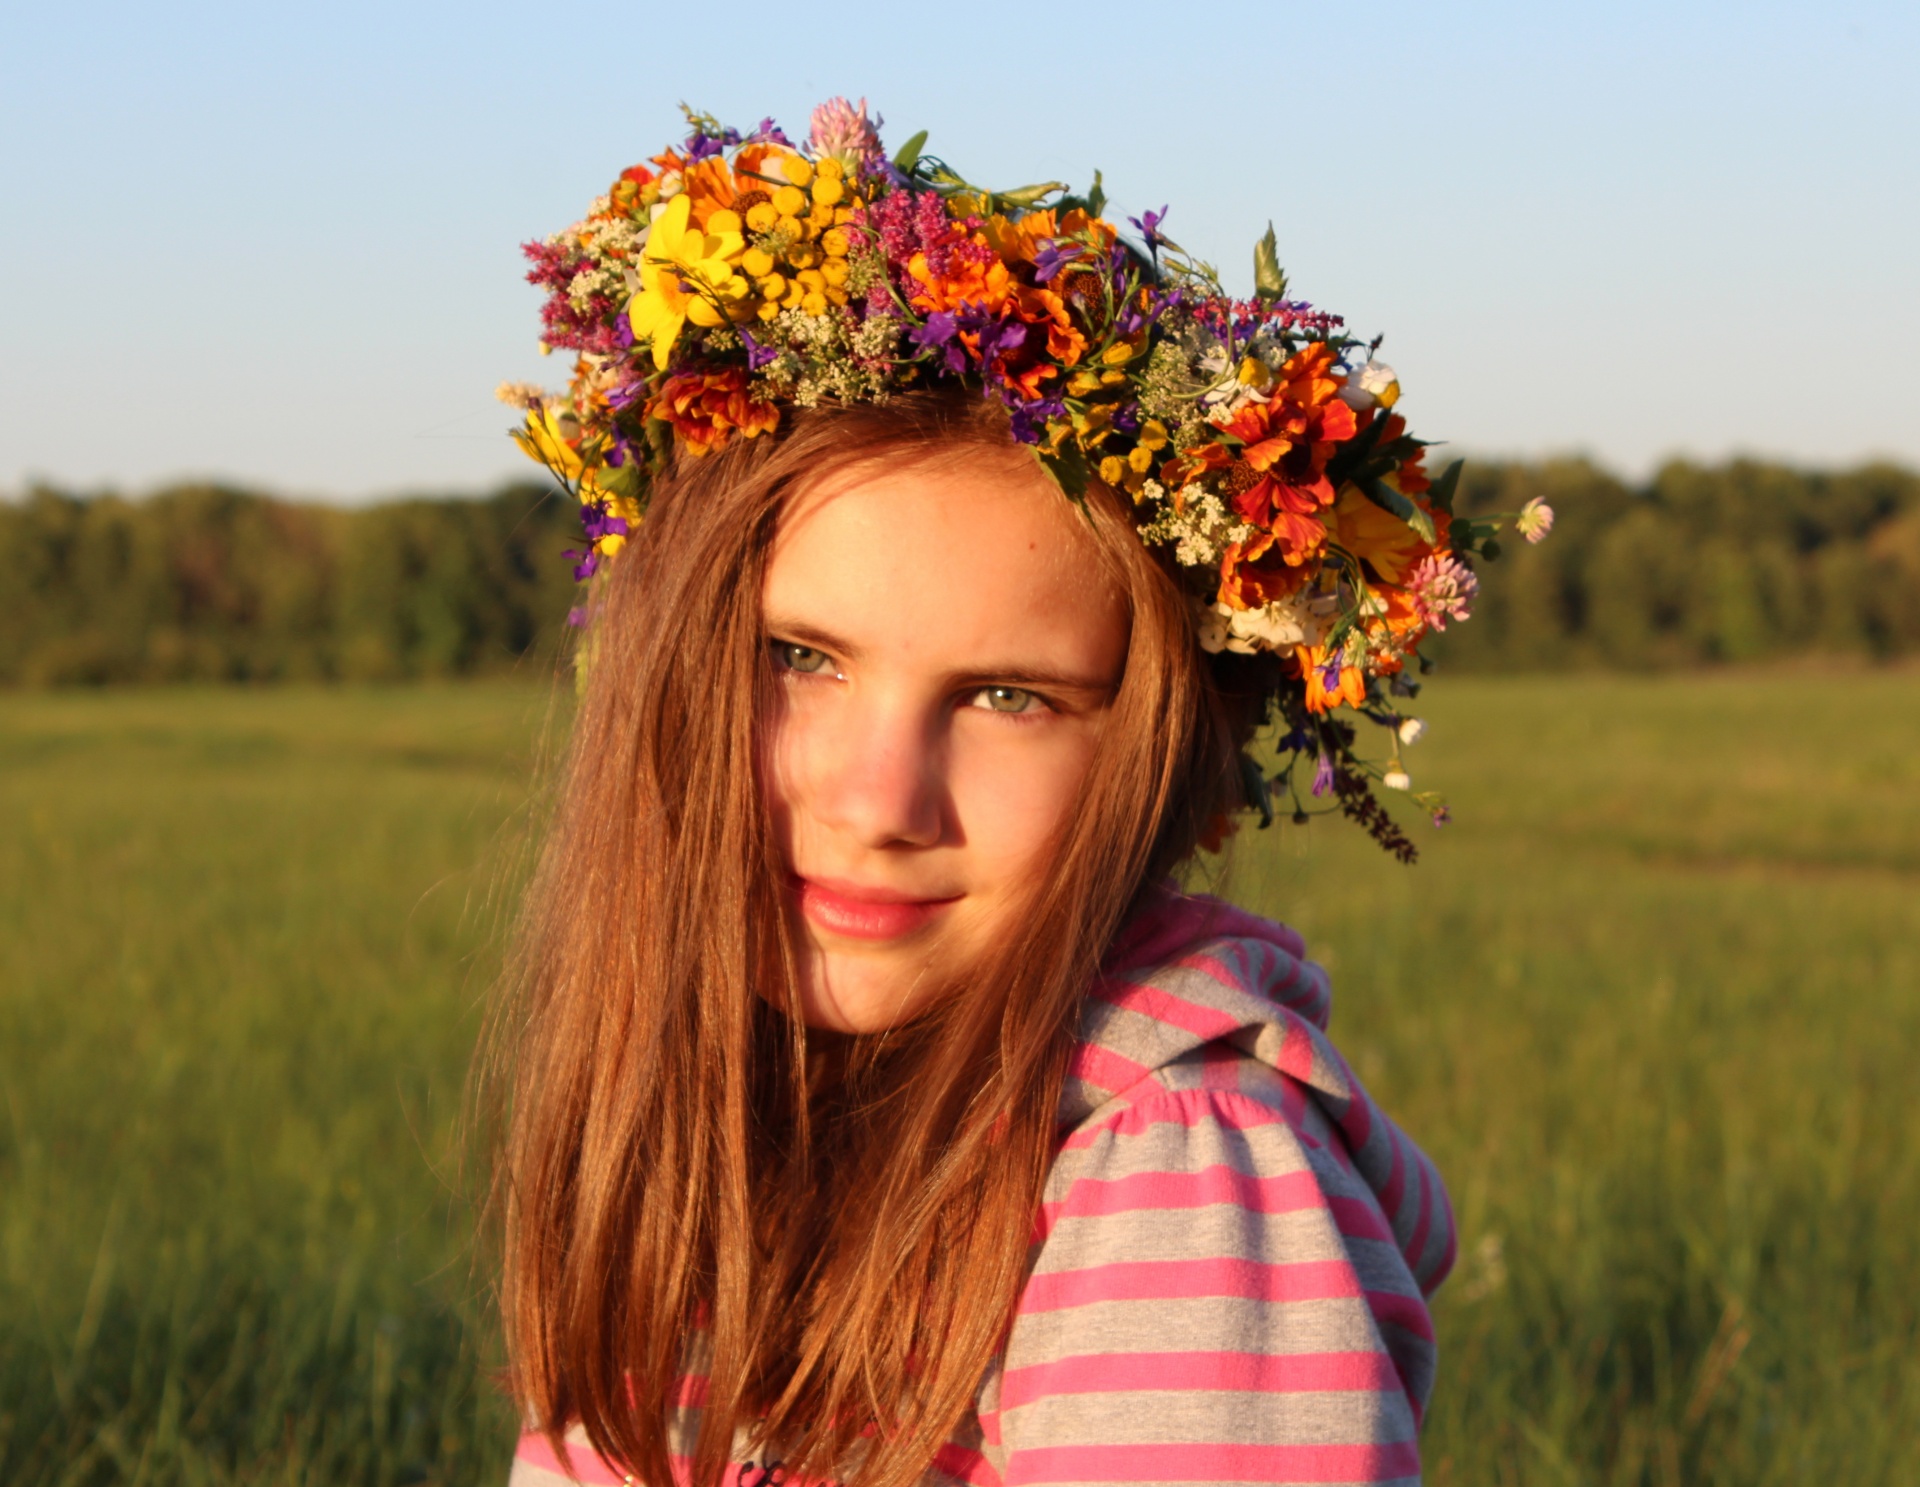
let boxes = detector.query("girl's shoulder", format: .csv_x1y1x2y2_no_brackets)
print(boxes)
1064,888,1332,1127
1058,887,1456,1299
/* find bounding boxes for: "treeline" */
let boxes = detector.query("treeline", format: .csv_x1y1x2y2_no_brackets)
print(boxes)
1435,459,1920,669
0,483,579,685
2,459,1917,686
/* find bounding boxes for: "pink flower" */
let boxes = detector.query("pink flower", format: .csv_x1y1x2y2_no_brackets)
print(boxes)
1407,553,1480,631
1517,496,1555,544
809,96,884,170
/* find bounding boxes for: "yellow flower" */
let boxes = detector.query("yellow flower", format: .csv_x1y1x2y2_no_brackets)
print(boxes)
772,184,808,217
511,407,584,481
1099,455,1127,485
1138,418,1170,451
626,194,745,370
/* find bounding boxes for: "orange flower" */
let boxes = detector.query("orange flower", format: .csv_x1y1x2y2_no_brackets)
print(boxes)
1218,528,1321,609
650,369,778,456
1013,281,1087,366
1157,440,1233,491
982,207,1115,268
907,242,1013,316
1214,343,1360,530
1299,643,1367,712
679,158,741,228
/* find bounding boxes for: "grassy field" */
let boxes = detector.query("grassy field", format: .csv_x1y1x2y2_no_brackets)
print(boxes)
3,672,1917,1485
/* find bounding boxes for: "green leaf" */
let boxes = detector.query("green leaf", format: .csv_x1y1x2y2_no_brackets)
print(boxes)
891,130,928,173
597,458,642,502
1427,458,1464,517
1253,222,1288,302
1086,170,1107,219
1240,753,1275,829
1038,440,1090,500
1360,475,1438,544
994,180,1068,210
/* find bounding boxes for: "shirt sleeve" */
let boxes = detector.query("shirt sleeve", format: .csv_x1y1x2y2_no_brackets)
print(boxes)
982,1077,1433,1487
509,1425,628,1487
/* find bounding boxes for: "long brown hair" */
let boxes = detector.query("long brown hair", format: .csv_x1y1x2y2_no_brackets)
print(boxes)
493,391,1253,1487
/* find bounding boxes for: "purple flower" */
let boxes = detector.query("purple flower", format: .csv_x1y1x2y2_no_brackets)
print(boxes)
1033,240,1081,283
1311,752,1336,797
745,117,791,146
909,311,967,374
564,547,599,582
566,605,589,628
1110,402,1142,436
683,126,740,163
579,499,629,545
739,326,779,370
1008,396,1066,445
1128,206,1169,249
971,311,1028,360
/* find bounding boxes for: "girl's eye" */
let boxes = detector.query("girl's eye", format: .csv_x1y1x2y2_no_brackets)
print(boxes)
774,642,834,675
971,685,1044,715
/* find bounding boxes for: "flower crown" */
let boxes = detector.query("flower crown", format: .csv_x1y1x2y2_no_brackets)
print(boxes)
501,100,1553,859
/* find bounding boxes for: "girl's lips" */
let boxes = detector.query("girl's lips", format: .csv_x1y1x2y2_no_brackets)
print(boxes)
794,877,960,942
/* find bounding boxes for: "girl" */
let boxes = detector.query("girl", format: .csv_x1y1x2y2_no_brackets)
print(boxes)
496,101,1491,1487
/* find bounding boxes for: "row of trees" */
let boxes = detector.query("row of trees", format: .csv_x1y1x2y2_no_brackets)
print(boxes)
1437,459,1920,669
2,459,1917,687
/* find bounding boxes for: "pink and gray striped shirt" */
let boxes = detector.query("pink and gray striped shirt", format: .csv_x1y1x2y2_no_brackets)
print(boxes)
511,890,1455,1487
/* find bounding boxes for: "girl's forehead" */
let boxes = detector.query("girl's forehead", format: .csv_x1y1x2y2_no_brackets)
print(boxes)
764,459,1126,672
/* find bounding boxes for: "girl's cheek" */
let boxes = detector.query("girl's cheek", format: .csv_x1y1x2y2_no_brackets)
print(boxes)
948,728,1098,878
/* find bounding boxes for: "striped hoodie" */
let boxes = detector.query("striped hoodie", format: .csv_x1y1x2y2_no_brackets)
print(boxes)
511,890,1455,1487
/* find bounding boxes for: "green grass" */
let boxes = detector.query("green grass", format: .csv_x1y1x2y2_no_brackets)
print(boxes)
4,672,1918,1485
0,686,555,1487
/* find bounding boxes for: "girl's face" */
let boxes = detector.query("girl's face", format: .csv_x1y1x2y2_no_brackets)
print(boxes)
760,454,1129,1033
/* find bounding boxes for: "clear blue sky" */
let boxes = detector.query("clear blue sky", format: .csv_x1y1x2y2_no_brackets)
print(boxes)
3,0,1914,500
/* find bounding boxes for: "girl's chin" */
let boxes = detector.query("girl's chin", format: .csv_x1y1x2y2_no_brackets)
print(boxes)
794,950,945,1034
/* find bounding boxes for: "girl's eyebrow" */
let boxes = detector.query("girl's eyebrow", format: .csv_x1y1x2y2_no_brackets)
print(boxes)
950,662,1117,697
764,617,860,661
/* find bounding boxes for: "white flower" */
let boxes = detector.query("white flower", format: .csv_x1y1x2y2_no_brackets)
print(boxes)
1517,496,1556,544
1339,359,1400,412
1382,768,1412,791
1397,717,1426,747
1204,589,1342,656
1195,604,1232,654
494,381,548,410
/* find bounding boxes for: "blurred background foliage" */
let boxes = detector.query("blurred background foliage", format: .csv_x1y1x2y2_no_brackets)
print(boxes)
4,458,1919,687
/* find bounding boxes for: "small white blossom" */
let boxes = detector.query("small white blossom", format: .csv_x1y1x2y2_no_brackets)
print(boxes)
1382,769,1412,791
1195,604,1232,654
1138,487,1249,569
1339,359,1400,412
494,381,548,409
1397,717,1426,746
1204,589,1341,656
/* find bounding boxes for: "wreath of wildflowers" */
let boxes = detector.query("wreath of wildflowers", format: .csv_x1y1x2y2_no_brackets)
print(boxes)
500,99,1554,860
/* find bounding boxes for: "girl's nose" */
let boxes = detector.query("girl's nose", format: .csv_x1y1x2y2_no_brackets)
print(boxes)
813,695,948,850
